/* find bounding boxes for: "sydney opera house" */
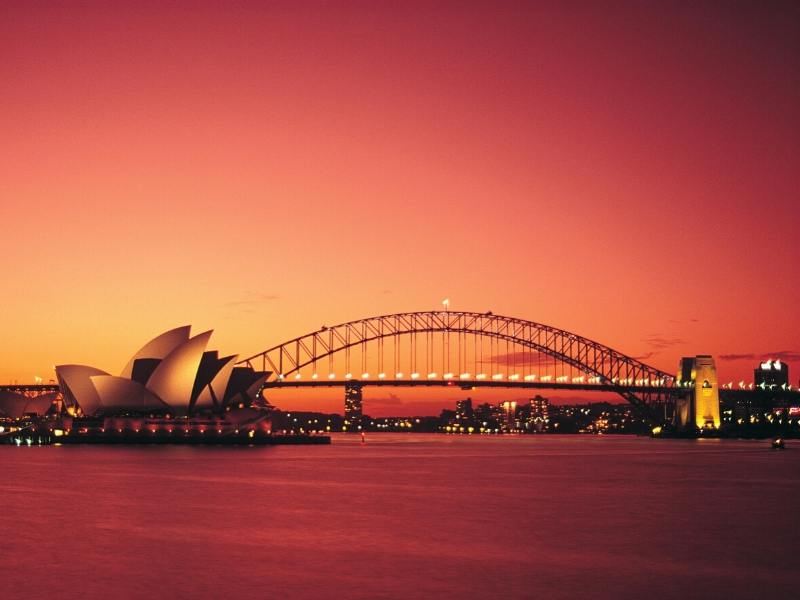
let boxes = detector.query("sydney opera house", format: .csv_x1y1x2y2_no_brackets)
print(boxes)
1,326,277,442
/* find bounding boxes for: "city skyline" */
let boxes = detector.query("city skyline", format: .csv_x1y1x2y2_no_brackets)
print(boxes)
2,2,798,416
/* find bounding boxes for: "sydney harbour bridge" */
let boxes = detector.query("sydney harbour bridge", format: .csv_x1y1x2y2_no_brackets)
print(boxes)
236,310,794,429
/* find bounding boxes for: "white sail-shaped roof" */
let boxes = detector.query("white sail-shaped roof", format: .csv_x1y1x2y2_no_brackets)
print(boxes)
145,331,213,412
194,354,237,410
55,365,110,416
120,325,191,379
90,376,171,412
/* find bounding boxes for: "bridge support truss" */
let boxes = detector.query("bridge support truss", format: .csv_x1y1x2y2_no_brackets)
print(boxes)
240,311,679,422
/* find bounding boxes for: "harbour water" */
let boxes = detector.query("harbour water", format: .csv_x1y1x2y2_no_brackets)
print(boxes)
1,434,798,599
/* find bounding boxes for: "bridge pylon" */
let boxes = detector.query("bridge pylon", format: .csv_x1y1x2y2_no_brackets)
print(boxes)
675,355,721,431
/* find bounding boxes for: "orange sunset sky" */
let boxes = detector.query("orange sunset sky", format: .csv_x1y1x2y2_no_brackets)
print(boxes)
1,1,798,415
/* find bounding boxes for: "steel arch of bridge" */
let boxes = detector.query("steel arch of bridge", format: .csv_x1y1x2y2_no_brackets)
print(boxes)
238,311,677,415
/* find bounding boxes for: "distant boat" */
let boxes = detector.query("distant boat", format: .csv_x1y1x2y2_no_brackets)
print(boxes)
772,438,785,450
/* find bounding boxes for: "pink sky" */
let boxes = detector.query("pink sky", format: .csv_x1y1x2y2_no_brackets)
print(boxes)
1,1,798,415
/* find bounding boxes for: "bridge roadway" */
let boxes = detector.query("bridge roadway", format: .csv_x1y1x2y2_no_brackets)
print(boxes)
264,379,677,394
0,384,60,393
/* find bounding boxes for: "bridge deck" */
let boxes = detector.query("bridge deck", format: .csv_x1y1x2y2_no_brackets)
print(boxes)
0,385,60,393
264,380,678,394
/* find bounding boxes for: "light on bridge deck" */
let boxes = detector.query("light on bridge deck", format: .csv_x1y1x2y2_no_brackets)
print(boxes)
264,370,715,389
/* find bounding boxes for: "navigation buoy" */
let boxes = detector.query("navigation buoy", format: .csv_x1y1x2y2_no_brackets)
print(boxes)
360,431,366,444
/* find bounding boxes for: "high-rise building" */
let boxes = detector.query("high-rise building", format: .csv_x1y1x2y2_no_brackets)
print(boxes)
455,398,474,420
500,400,517,431
474,402,496,427
344,382,363,431
528,395,549,432
754,359,789,388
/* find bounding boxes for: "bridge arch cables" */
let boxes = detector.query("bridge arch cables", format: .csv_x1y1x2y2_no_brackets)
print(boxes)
238,311,676,416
